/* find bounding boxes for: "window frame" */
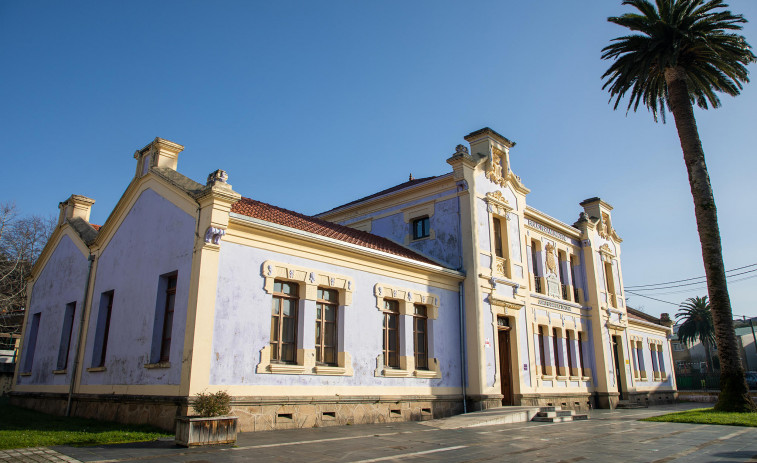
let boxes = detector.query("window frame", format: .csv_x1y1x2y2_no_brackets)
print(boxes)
159,274,177,363
413,304,429,370
91,290,114,369
315,287,338,366
412,216,430,240
382,299,401,369
56,302,77,371
270,280,300,365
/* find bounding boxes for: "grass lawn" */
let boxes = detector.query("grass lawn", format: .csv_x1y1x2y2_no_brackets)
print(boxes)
0,397,172,449
642,407,757,427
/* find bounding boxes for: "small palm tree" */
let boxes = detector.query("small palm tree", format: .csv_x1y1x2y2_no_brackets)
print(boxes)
601,0,756,412
676,296,715,373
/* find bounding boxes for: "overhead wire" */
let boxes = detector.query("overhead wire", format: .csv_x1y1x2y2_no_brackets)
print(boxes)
625,262,757,289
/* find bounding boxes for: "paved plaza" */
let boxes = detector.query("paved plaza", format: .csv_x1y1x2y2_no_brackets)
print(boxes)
2,403,756,463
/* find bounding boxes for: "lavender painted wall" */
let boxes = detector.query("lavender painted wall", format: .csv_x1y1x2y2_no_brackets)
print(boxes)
209,241,462,389
80,188,195,386
368,196,462,269
17,235,89,385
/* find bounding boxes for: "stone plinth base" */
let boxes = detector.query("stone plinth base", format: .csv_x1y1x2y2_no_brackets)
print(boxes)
466,394,503,412
9,392,185,431
626,390,678,406
10,392,465,433
594,391,621,409
518,393,593,411
229,395,464,432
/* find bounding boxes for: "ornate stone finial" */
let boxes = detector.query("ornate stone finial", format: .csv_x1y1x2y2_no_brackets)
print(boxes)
579,212,588,221
455,144,469,155
207,169,229,186
409,173,414,181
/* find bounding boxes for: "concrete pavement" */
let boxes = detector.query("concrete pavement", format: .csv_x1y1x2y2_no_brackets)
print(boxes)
4,403,756,463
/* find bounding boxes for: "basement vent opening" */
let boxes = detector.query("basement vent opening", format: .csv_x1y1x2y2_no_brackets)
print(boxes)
390,409,402,416
277,413,293,421
322,411,336,419
421,408,432,414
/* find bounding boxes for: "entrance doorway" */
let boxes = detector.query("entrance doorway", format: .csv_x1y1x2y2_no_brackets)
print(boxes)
497,316,513,406
611,335,625,399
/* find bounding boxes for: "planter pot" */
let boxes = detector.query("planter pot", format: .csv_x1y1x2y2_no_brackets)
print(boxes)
175,415,238,447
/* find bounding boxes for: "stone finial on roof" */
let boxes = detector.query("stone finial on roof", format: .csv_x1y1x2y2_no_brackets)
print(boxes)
207,169,229,186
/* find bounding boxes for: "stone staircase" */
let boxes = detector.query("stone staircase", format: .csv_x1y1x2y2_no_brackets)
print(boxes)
531,406,588,423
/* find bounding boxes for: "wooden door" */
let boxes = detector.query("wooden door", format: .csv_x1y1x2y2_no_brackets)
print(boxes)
497,317,513,406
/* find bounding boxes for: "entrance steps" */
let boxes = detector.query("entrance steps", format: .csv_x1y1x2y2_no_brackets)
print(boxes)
531,406,588,423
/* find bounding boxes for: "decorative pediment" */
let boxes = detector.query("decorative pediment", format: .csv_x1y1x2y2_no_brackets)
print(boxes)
599,243,614,256
489,295,525,312
485,190,513,215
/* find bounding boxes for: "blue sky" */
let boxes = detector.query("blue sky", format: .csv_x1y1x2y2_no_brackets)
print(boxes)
2,1,755,318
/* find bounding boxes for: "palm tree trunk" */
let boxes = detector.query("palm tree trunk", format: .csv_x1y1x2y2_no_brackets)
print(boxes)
664,66,756,412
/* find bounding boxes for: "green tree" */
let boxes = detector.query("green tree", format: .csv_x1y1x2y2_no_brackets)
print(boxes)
676,296,715,373
601,0,756,412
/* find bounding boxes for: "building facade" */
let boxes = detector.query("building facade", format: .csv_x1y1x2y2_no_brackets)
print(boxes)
12,128,676,431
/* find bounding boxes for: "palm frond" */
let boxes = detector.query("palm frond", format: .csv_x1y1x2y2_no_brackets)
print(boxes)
601,0,755,121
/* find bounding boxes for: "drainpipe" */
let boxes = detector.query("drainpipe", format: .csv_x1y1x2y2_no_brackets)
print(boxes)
459,281,467,413
66,253,95,417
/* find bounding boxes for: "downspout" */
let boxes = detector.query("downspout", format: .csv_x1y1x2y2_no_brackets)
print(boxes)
66,253,95,417
455,187,467,413
459,281,467,414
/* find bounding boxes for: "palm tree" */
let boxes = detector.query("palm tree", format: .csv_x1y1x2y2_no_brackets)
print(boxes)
601,0,756,412
676,296,715,373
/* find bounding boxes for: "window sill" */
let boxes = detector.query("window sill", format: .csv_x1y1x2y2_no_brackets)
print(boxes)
569,375,581,381
581,376,591,382
314,365,346,375
86,366,106,373
555,375,569,381
381,368,412,377
268,363,307,374
540,375,555,381
414,369,439,379
52,369,67,375
144,362,171,369
19,372,31,377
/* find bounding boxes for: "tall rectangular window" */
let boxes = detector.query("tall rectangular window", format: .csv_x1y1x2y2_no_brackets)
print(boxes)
538,326,547,373
315,288,338,366
657,347,665,374
552,328,561,372
566,330,575,373
492,217,504,258
56,302,76,370
570,256,580,302
577,331,585,374
412,217,430,240
92,291,114,368
22,313,41,372
159,275,177,362
383,300,400,368
531,240,542,293
271,280,298,364
413,304,428,370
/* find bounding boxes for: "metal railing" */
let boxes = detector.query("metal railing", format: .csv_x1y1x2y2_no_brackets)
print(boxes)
561,284,569,301
534,278,542,294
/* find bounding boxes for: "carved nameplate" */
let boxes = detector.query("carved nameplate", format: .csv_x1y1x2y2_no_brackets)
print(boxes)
526,219,567,242
535,298,574,313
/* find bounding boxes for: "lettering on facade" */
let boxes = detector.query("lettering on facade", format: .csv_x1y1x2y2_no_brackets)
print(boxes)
535,297,573,313
526,219,567,242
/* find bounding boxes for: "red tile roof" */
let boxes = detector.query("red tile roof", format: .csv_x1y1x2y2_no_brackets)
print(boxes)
91,224,101,231
231,197,442,267
626,307,662,325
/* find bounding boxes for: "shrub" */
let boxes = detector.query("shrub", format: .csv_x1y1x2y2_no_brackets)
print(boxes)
192,391,231,417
